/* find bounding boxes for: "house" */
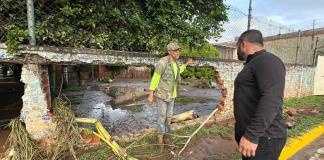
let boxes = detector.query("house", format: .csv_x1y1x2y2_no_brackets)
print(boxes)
213,43,237,60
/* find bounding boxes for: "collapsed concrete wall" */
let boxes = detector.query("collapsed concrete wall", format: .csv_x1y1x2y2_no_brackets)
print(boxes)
1,46,317,136
215,62,316,119
21,64,56,142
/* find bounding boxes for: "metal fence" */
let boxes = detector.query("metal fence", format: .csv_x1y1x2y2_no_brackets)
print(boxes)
218,6,324,66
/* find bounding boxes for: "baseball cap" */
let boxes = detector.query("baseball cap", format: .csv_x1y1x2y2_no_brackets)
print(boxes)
167,42,181,51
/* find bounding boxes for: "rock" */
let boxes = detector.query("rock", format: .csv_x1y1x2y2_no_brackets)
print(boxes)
286,108,298,116
286,121,296,129
210,81,217,88
193,78,211,88
317,147,324,154
180,81,191,85
299,108,320,116
221,88,228,97
171,110,197,123
143,128,155,133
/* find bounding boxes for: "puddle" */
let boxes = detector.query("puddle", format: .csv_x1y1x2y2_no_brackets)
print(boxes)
65,80,221,136
182,134,238,160
104,86,147,107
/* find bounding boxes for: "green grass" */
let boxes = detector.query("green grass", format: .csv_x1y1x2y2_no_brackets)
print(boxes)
63,84,86,92
172,123,230,137
224,153,241,160
79,147,111,160
80,96,324,159
284,95,324,108
79,124,230,160
287,114,324,138
284,95,324,138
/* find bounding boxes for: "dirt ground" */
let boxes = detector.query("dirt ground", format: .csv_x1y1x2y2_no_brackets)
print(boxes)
0,129,10,158
181,134,239,160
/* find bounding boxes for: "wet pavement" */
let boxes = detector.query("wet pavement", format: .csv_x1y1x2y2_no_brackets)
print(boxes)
65,80,221,136
290,134,324,160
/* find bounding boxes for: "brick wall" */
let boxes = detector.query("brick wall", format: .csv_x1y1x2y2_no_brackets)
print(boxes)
40,65,51,108
97,65,151,80
21,64,55,141
116,66,151,79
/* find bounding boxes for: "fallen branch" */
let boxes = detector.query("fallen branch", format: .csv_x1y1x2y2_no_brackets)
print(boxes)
171,110,197,123
129,143,180,149
178,107,219,156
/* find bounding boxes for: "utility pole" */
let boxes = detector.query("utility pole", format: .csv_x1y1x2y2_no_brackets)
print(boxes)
311,19,315,49
247,0,252,30
295,30,301,64
27,0,36,45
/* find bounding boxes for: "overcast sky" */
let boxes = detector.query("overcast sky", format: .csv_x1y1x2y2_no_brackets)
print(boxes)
214,0,324,42
225,0,324,25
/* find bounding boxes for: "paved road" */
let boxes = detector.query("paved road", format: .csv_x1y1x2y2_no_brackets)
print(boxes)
289,134,324,160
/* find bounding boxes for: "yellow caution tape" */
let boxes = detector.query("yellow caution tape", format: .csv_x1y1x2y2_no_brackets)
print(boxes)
279,123,324,160
76,118,138,160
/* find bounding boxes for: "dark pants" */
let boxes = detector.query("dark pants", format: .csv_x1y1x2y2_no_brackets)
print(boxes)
237,137,286,160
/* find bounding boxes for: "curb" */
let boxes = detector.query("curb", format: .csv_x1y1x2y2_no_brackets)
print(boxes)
279,123,324,160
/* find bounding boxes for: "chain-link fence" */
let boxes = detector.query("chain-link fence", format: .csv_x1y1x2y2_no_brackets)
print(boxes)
0,1,28,44
1,1,324,66
218,6,324,66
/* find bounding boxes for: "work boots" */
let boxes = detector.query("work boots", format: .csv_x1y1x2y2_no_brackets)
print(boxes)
163,134,172,144
157,134,164,150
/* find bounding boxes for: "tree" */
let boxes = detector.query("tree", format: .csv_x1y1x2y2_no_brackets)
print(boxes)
1,0,228,54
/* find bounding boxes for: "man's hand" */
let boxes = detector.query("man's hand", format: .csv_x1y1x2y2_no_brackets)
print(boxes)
239,136,258,157
185,58,193,65
147,91,154,105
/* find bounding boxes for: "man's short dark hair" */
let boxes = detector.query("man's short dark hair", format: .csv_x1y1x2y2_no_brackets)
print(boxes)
238,29,263,46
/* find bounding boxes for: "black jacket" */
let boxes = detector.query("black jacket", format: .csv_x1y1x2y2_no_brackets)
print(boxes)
234,50,287,144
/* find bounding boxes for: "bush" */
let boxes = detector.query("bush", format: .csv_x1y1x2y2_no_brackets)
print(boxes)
181,66,215,79
180,43,220,58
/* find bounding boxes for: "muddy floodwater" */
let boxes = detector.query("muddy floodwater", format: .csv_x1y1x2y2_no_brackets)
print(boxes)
65,80,221,136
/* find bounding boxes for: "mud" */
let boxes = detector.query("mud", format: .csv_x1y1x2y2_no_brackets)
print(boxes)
65,80,221,136
181,134,239,160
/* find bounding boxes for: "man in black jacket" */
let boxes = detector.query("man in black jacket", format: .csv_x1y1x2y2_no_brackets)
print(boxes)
234,30,287,160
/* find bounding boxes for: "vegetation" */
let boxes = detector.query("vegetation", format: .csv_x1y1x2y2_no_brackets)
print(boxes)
175,96,217,106
1,0,228,54
284,95,324,108
105,66,128,79
80,96,324,159
287,114,323,138
79,124,230,159
284,95,324,138
63,84,86,92
6,98,85,159
180,43,220,58
181,66,215,79
72,65,95,86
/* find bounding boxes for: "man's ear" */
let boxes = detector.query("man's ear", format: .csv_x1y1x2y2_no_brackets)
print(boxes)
241,40,247,48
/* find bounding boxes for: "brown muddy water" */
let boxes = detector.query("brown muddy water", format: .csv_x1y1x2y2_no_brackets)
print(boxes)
65,80,221,136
